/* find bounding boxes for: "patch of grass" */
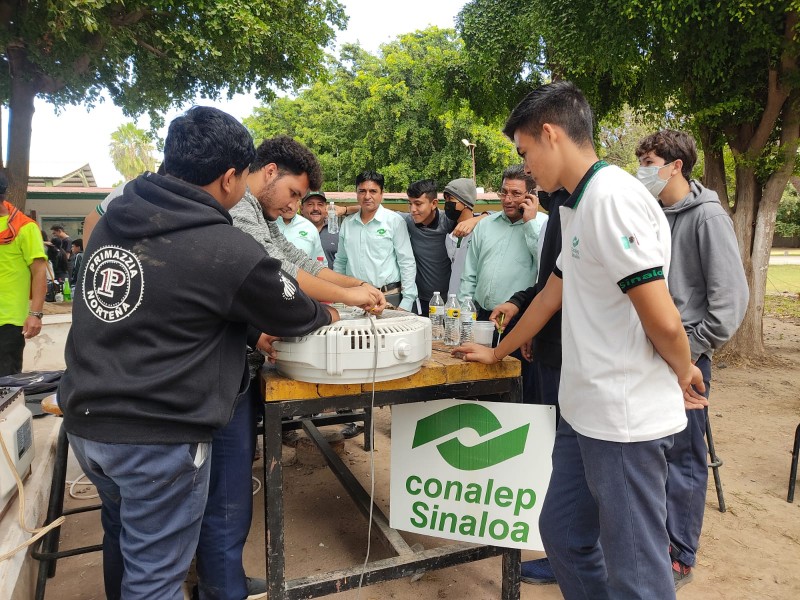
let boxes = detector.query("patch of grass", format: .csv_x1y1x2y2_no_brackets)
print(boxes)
770,248,800,256
764,293,800,321
766,265,800,294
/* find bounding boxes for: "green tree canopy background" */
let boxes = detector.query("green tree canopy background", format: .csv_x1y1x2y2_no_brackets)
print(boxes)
0,0,347,210
458,0,800,358
244,28,519,192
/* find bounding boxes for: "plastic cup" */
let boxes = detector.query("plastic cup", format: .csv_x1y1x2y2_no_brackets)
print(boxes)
472,321,496,347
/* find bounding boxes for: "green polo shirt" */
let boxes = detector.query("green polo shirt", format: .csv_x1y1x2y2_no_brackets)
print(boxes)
458,211,545,310
277,213,325,264
333,205,418,311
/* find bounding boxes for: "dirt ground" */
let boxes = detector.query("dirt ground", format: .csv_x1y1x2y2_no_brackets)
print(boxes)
44,316,800,600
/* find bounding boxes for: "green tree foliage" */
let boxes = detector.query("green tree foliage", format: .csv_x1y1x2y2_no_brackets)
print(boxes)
109,122,157,182
245,28,519,192
0,0,347,209
458,0,800,357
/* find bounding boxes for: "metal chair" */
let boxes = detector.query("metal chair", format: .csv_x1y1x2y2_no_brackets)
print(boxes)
30,395,102,600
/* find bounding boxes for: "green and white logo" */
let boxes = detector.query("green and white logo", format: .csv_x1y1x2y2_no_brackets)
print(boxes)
377,228,387,235
299,230,308,237
391,399,556,550
412,403,529,470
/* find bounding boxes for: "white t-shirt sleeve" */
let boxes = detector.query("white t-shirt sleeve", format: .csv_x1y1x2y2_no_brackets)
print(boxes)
586,190,668,293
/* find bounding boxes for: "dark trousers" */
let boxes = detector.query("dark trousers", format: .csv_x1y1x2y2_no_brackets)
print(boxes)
0,324,24,377
540,419,676,600
67,434,210,600
196,380,260,600
413,298,430,317
476,306,537,404
665,354,712,567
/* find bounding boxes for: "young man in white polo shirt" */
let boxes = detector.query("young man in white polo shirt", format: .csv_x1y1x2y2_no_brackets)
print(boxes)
455,81,707,600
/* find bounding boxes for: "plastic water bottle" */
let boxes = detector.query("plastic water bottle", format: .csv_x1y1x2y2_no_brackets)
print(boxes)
444,293,461,346
327,202,339,234
62,279,72,301
460,296,477,343
428,291,444,340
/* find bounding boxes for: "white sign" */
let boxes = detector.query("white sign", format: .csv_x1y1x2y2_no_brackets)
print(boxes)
390,399,556,550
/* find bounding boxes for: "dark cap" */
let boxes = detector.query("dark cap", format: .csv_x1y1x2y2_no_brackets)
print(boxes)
302,190,327,203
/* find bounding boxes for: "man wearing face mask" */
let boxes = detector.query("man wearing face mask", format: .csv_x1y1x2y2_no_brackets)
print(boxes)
636,130,748,590
443,177,480,297
404,179,484,315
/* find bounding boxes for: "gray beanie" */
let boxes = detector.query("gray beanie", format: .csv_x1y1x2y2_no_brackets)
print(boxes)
443,178,477,209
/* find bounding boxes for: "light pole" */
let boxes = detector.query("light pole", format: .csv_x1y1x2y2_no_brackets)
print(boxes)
461,138,476,185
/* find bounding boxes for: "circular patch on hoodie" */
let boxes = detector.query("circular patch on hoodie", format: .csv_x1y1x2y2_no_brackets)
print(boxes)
82,245,144,322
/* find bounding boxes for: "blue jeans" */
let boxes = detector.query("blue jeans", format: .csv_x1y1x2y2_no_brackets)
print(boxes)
196,381,260,600
476,306,538,403
665,354,712,567
67,434,210,600
533,360,561,407
540,419,676,600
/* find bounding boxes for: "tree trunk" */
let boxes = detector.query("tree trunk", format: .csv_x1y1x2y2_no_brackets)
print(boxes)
729,165,760,263
725,172,785,358
6,72,37,211
698,126,729,213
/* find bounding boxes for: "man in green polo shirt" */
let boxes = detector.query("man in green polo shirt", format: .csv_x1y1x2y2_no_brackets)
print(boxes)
458,164,547,314
0,172,47,376
333,171,417,310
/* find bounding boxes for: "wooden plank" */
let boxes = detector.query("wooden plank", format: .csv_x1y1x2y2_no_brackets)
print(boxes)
262,345,521,402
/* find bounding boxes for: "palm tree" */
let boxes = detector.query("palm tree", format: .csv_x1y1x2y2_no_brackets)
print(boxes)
109,123,157,181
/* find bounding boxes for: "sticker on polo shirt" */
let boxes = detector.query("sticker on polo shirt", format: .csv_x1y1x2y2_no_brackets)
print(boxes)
299,231,308,237
571,236,580,259
617,267,664,293
620,234,639,250
377,228,387,235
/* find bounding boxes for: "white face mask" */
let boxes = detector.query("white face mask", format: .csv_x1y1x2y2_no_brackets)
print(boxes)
636,162,673,198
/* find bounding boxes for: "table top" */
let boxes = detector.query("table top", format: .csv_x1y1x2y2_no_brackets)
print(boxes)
261,343,520,402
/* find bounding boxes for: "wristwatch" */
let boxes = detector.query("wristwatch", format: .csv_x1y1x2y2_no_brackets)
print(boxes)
29,311,44,319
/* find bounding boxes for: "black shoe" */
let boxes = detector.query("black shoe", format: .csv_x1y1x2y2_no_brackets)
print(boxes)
246,577,267,597
340,422,364,439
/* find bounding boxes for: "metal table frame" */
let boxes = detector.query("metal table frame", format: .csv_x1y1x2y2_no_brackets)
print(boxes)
260,368,523,600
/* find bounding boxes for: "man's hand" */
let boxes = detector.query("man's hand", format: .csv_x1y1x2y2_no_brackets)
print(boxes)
340,286,383,313
490,302,519,333
256,334,281,364
519,193,540,223
520,339,533,362
452,342,498,364
453,215,482,238
361,283,387,314
680,364,708,410
22,315,42,339
334,204,347,217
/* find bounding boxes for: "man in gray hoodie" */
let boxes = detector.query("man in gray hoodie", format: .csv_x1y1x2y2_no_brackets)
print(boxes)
636,130,748,590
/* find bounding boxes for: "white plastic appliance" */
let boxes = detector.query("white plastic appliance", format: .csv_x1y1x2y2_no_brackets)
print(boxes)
274,307,432,384
0,387,35,518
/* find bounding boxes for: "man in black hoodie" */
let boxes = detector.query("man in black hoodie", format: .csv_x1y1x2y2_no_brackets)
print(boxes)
59,106,336,600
